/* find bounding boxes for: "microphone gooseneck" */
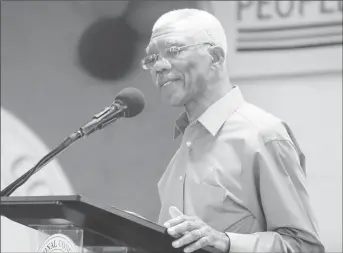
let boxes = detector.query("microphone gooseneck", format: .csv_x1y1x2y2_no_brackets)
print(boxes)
0,87,145,197
77,87,145,138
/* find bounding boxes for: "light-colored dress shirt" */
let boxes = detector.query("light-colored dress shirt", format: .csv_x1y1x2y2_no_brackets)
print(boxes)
157,86,325,252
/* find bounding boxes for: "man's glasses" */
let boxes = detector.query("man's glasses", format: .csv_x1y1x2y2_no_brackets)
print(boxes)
141,42,214,70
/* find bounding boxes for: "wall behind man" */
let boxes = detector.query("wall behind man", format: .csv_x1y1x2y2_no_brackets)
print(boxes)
1,1,342,252
1,1,182,223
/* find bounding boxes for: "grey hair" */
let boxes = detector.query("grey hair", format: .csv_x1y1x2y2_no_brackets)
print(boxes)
152,8,228,56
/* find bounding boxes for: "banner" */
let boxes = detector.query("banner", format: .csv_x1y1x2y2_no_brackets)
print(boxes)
204,1,342,78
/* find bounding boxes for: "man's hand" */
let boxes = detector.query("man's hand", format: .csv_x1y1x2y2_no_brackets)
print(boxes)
164,207,230,253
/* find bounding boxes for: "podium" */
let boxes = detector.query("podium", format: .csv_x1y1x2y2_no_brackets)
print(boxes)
0,195,220,253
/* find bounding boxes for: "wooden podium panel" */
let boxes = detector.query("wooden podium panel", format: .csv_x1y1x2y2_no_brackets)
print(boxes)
0,195,220,253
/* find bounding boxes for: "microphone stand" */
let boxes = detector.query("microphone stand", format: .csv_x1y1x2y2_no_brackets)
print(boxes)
0,106,125,197
0,131,82,197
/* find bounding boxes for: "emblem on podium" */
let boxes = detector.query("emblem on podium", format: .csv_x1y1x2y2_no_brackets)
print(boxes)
38,233,77,253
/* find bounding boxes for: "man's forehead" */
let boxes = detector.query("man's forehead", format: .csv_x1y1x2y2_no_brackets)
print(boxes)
146,33,187,53
147,38,185,50
146,28,206,53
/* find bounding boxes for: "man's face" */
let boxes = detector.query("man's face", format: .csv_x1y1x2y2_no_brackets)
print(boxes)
145,29,213,107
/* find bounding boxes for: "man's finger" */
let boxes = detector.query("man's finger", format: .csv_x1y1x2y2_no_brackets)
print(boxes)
168,220,200,236
169,206,183,218
184,236,211,253
164,215,186,228
172,228,204,248
164,206,183,228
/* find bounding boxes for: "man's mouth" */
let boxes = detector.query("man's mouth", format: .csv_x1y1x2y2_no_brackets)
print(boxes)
161,79,180,87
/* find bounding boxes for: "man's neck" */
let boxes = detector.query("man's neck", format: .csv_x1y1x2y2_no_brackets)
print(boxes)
185,78,232,123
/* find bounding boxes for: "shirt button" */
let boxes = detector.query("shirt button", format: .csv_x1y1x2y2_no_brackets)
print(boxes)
186,141,192,147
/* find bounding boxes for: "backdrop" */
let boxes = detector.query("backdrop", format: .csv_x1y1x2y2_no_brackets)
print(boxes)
1,1,342,252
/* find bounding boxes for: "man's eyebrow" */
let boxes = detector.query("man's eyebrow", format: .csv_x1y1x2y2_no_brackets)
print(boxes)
145,45,155,54
146,41,185,54
165,41,185,47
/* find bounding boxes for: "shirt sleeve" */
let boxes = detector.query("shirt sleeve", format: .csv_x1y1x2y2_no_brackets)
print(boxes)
226,139,325,253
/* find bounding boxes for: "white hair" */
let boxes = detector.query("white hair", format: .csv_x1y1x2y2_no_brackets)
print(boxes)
151,8,227,56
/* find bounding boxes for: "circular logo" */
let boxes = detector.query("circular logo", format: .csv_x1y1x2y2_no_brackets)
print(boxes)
38,234,78,253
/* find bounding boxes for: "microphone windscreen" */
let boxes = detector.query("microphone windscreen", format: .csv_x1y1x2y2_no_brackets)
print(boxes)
115,87,145,118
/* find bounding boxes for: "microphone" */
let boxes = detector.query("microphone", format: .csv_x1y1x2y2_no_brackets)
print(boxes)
0,87,145,197
78,87,145,138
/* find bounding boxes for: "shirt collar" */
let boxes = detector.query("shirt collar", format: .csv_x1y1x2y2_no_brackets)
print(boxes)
173,86,245,139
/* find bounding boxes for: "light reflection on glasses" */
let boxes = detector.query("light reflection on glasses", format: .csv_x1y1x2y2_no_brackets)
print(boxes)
141,42,214,70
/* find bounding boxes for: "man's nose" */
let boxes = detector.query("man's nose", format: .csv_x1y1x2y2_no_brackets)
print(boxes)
153,56,172,73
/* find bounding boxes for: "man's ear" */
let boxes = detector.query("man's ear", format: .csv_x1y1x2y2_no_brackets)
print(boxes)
208,45,225,66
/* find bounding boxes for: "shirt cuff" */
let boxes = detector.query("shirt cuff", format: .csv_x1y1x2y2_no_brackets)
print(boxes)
225,232,257,252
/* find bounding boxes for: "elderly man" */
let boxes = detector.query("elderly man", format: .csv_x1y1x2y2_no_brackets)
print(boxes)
141,8,325,253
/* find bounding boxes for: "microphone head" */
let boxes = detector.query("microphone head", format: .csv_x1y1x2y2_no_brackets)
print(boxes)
115,87,145,118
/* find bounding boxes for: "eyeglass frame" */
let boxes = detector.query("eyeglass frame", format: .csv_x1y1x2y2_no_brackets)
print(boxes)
141,42,215,70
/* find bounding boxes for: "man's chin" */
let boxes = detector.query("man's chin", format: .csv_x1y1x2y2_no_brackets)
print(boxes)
162,97,184,107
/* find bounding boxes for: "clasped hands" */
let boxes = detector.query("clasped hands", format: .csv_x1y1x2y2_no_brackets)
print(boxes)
164,206,230,253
